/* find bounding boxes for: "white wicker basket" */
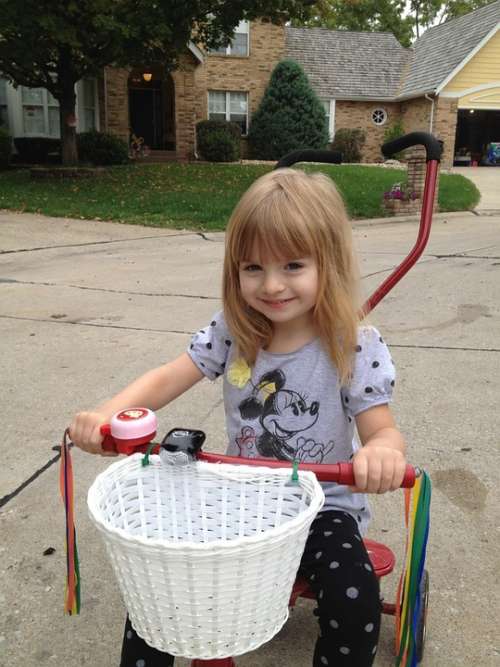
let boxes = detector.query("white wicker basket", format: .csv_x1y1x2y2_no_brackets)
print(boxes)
87,454,324,659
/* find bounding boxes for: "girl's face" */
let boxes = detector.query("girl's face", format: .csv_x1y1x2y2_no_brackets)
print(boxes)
238,246,319,332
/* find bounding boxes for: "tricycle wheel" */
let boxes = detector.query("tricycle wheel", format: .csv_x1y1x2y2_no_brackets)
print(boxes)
416,569,429,663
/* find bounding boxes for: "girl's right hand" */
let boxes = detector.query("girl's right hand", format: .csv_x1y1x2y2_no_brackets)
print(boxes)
69,411,117,456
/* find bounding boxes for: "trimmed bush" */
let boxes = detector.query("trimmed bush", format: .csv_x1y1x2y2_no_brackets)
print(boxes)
14,137,61,163
248,60,329,161
77,130,129,166
331,129,366,163
196,120,241,162
0,127,12,169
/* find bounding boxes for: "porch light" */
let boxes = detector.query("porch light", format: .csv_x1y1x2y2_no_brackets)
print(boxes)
142,72,152,82
469,109,475,114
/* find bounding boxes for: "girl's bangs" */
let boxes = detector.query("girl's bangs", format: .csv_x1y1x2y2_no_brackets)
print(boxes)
231,191,316,263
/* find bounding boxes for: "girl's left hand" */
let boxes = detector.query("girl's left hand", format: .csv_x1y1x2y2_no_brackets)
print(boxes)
351,441,407,494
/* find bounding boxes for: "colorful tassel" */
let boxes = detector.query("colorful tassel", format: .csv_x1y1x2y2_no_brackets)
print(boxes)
59,429,81,615
395,469,431,666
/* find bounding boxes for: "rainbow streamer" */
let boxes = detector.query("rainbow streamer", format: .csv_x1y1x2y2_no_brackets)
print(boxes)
59,429,81,615
395,470,431,666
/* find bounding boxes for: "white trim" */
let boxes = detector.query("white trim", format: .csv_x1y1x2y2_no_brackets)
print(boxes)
435,22,500,95
329,99,336,139
440,81,500,98
188,42,205,64
371,107,388,126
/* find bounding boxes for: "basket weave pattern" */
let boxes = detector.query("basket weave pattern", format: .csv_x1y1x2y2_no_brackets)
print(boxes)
88,455,324,659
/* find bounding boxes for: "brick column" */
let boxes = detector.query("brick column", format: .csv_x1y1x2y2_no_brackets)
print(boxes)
103,67,131,143
384,145,440,215
172,56,198,161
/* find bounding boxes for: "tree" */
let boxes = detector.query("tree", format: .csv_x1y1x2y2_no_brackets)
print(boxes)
295,0,414,47
408,0,494,38
248,60,329,160
0,0,316,165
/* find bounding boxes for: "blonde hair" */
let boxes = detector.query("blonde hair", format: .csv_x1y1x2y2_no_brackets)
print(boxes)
222,168,362,384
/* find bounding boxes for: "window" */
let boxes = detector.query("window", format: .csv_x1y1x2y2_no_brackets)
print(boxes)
371,108,387,126
80,79,97,131
22,86,60,136
0,78,9,129
213,20,249,56
321,99,336,140
208,91,248,135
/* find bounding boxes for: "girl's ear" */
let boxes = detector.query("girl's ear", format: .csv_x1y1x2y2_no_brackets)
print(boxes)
239,397,263,420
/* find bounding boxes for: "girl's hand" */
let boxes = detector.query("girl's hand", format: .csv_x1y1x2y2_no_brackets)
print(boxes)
69,411,117,457
351,441,406,493
353,405,406,494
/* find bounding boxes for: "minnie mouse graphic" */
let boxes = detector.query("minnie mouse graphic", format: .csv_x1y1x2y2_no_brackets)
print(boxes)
235,369,334,462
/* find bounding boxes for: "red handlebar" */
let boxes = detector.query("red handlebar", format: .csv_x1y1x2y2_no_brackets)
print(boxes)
197,451,416,488
99,435,416,489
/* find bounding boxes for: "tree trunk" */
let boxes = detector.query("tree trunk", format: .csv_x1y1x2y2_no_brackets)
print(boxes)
60,85,78,166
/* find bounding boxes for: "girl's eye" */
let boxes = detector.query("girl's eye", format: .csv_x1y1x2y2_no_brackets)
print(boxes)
286,262,303,271
242,264,261,272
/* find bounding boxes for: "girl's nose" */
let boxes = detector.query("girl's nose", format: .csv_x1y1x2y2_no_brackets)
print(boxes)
262,270,285,294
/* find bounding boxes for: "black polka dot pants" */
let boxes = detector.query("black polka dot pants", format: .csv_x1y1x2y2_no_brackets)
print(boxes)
299,510,382,666
120,510,380,667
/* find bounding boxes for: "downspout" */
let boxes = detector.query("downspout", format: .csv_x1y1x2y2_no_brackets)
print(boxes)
425,93,435,134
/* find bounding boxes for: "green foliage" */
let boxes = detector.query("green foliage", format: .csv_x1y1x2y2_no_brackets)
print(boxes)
331,128,366,163
248,60,329,161
0,0,315,164
0,163,478,227
294,0,414,47
0,127,12,169
196,121,241,162
77,131,129,166
13,137,61,163
383,120,405,159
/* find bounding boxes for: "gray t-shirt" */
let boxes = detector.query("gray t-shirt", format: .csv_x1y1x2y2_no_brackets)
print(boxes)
187,310,395,534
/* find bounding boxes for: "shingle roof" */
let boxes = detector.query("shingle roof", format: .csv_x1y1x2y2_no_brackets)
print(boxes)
399,0,500,97
285,27,409,100
285,0,500,101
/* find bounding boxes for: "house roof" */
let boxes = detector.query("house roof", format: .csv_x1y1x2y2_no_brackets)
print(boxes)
285,27,409,100
285,0,500,101
399,0,500,98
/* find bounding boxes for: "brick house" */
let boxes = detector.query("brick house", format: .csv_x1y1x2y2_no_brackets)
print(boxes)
1,1,499,168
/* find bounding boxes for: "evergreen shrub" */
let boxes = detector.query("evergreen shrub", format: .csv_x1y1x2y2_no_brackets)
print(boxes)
14,137,61,163
0,127,12,169
248,60,329,161
196,120,241,162
77,130,129,166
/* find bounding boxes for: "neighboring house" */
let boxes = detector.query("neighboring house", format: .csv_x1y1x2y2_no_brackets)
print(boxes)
1,1,499,168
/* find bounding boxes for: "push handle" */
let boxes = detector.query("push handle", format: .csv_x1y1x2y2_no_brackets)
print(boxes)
275,148,342,169
382,131,442,162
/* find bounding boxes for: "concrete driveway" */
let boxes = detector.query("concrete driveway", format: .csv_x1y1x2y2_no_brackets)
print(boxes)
1,208,499,666
450,166,500,212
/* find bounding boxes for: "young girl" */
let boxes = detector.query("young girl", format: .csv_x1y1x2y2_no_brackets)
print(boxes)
70,168,406,667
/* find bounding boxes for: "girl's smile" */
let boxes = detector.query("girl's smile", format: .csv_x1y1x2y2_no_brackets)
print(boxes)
239,252,319,332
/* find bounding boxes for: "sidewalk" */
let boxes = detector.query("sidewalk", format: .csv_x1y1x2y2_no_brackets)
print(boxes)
1,210,499,666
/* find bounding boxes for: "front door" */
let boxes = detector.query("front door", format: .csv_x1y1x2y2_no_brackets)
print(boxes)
129,85,164,150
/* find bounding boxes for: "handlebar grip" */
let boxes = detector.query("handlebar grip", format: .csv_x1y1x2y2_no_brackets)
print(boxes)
381,131,442,162
334,462,416,488
275,149,342,169
100,424,117,452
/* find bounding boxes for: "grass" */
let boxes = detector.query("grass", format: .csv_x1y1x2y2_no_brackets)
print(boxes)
0,162,480,230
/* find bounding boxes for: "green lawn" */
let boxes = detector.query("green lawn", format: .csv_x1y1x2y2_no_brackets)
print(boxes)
0,162,480,230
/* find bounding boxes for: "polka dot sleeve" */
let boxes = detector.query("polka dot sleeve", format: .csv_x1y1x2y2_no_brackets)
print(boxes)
341,326,395,417
187,310,232,381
